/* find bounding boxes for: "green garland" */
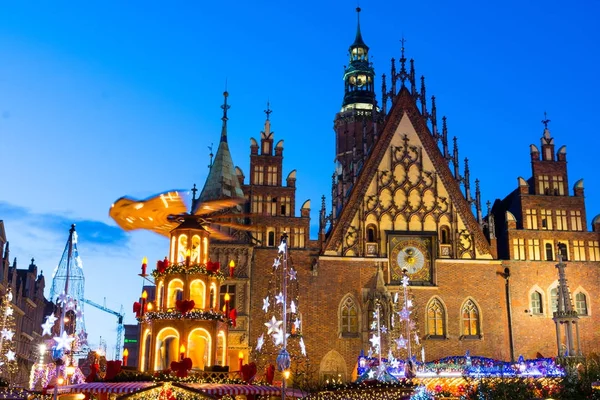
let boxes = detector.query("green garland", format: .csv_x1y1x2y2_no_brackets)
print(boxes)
137,309,230,324
152,262,226,281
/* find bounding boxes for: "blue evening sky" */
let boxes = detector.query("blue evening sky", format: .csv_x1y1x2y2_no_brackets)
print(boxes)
0,1,598,358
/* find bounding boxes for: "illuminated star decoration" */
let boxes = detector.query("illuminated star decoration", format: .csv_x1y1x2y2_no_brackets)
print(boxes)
399,308,411,320
4,307,12,316
367,370,376,379
78,330,88,345
275,292,285,305
46,314,58,325
264,316,282,335
66,299,77,311
272,328,289,346
407,299,413,308
278,241,287,254
381,326,388,334
57,292,68,305
272,258,281,269
1,329,14,341
395,335,407,349
41,319,54,337
402,276,410,287
369,334,380,349
290,301,296,313
262,297,270,313
256,334,265,351
53,331,75,351
390,358,400,369
5,350,15,362
288,269,297,281
299,337,306,356
370,321,377,330
293,318,301,331
76,308,84,321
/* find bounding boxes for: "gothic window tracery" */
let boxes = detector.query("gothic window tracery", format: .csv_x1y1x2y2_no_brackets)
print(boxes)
426,297,446,338
530,291,543,315
461,299,480,338
575,292,588,316
340,296,359,336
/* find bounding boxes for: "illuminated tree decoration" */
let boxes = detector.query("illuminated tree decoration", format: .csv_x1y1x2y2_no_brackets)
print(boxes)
253,233,309,385
0,289,17,381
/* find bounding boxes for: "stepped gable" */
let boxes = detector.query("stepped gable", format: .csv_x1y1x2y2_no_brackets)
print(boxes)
325,86,491,256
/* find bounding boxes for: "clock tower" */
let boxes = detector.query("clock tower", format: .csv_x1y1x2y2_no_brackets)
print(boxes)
332,7,382,220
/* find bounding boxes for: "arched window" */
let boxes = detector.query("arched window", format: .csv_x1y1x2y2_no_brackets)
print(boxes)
439,226,450,244
530,291,543,315
426,298,446,338
550,287,559,313
340,296,358,336
557,242,568,261
366,225,376,243
545,243,554,261
461,299,480,337
575,293,588,315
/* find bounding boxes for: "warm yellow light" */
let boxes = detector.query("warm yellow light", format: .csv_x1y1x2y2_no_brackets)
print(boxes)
283,370,291,379
123,348,129,357
39,344,46,355
229,260,235,268
141,290,148,300
147,302,154,311
238,351,244,360
142,256,148,264
222,305,226,312
64,317,69,323
179,344,186,354
186,249,191,257
57,377,64,385
75,394,86,400
66,365,75,376
224,293,230,301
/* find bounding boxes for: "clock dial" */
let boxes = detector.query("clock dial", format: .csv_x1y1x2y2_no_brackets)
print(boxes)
389,235,432,283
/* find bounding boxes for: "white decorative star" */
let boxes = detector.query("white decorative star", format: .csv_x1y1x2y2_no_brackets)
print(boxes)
264,316,282,334
402,276,410,287
272,328,289,346
5,350,15,361
53,331,75,351
273,258,281,269
290,301,296,313
299,337,306,356
262,297,270,313
372,311,378,319
1,329,14,341
367,369,375,379
395,335,407,349
399,308,411,320
390,358,400,369
293,318,301,331
407,299,413,308
256,334,265,351
370,321,377,330
57,292,68,305
75,308,84,321
4,307,12,316
288,268,297,280
369,334,380,348
381,326,388,334
41,319,54,336
46,314,58,325
275,292,285,305
66,299,77,311
278,241,287,254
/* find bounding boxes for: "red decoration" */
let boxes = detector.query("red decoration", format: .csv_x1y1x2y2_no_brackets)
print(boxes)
207,260,220,273
156,258,169,273
265,364,275,385
133,302,141,317
241,362,257,383
170,357,192,378
175,299,195,314
229,308,237,327
104,360,122,381
85,363,100,383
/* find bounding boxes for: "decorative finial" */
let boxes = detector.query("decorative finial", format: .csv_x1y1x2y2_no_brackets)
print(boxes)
208,143,214,168
191,184,198,201
264,100,272,121
542,111,551,129
220,90,231,143
400,36,406,59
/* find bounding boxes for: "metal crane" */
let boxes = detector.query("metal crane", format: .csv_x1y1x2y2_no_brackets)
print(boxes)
82,298,125,360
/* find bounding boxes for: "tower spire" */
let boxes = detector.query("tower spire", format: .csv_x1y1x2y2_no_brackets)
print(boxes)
220,90,230,143
353,7,366,47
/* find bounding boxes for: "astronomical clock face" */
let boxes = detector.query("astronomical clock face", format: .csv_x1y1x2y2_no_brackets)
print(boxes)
388,235,433,284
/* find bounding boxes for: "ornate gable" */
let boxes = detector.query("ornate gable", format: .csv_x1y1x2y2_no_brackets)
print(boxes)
324,88,491,260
